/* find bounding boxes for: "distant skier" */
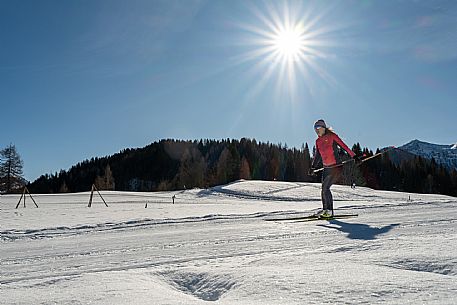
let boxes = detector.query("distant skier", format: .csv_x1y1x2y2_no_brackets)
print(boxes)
310,119,358,218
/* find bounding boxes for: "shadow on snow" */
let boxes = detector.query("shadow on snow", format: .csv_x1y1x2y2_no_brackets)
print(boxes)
318,220,400,240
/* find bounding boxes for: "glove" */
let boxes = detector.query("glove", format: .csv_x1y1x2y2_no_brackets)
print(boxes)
308,168,316,176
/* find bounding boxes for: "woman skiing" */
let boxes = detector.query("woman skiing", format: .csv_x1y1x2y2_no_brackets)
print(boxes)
310,119,358,218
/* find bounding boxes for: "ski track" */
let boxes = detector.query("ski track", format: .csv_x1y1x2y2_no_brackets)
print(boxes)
1,180,456,305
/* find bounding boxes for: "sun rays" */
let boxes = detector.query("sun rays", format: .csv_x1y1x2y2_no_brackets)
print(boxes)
234,1,343,103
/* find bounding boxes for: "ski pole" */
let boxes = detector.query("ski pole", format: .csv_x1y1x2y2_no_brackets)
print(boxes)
352,146,397,165
312,146,397,174
312,158,355,174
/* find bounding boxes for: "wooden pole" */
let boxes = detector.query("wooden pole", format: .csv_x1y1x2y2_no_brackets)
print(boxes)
15,187,39,208
88,184,108,207
93,185,109,207
15,188,25,209
88,184,95,207
26,187,39,208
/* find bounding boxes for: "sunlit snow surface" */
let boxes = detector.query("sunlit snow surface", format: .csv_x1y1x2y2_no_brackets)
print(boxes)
1,180,456,304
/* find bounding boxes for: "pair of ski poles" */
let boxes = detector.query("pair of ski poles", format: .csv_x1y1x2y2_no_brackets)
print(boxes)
311,146,397,174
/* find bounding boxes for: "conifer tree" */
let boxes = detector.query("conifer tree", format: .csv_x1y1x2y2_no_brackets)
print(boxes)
0,144,25,193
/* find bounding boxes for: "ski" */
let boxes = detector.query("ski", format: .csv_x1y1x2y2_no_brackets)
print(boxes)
293,214,358,222
265,213,358,222
265,215,321,222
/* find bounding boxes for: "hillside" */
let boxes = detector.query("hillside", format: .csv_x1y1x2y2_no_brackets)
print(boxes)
28,138,314,193
26,138,457,197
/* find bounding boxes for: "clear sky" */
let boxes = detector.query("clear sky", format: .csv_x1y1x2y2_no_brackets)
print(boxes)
1,0,456,181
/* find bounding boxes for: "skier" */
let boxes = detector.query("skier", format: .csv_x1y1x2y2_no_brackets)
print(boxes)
310,119,358,218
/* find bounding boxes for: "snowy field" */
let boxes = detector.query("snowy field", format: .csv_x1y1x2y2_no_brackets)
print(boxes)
1,180,456,305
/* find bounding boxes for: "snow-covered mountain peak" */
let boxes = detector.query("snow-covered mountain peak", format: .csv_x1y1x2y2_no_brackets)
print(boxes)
400,139,457,170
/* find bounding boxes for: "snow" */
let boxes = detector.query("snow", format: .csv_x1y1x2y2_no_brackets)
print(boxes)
1,180,456,304
451,143,457,149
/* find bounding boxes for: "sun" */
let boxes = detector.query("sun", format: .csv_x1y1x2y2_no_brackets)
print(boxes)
272,26,306,61
234,1,342,102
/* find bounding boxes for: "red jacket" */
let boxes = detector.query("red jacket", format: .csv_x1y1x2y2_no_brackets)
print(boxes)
312,131,355,167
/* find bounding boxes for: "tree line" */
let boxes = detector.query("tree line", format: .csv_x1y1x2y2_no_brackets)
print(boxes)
28,138,314,193
2,139,457,197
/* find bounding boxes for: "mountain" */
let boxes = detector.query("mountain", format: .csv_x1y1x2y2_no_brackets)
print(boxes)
399,139,457,170
385,147,417,166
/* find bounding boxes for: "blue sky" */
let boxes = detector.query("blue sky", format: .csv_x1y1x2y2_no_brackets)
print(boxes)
1,0,456,181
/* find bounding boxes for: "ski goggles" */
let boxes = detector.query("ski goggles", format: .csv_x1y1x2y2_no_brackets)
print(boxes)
314,126,324,131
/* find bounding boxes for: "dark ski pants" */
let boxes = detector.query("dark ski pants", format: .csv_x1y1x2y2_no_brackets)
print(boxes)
321,167,342,212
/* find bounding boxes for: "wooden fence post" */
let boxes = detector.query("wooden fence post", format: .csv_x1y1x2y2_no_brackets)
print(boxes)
15,187,39,209
88,184,108,207
15,188,26,209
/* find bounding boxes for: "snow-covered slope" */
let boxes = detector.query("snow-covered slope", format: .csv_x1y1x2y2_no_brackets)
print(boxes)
400,139,457,169
1,180,456,304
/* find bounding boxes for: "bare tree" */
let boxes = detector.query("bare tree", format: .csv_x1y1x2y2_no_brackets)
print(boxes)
0,144,24,193
240,157,251,180
94,164,115,190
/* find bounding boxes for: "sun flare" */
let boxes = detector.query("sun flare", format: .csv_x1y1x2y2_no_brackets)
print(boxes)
272,26,306,60
235,2,341,101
